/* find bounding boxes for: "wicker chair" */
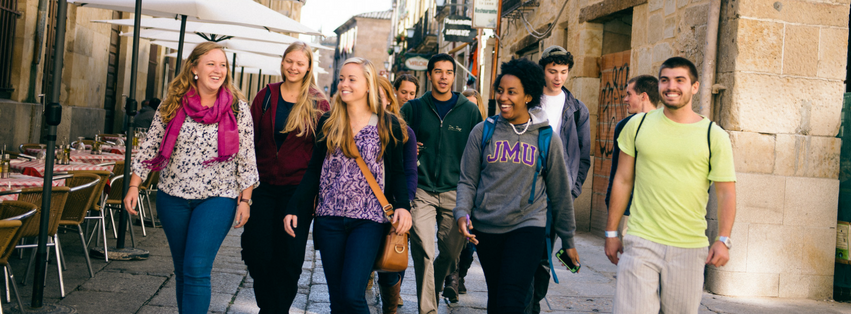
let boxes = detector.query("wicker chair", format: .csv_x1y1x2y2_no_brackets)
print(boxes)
104,175,136,248
58,173,100,278
136,171,160,234
18,144,41,154
0,201,37,311
12,186,70,297
65,170,111,262
3,152,35,160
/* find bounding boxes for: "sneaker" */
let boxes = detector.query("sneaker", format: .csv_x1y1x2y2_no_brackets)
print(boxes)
458,277,467,294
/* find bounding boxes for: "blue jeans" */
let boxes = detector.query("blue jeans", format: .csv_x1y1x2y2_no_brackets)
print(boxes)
157,191,237,314
313,216,386,314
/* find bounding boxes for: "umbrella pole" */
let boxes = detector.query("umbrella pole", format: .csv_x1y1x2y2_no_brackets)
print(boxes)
231,53,237,81
240,67,245,90
30,0,67,310
174,15,188,77
257,69,262,96
92,0,150,263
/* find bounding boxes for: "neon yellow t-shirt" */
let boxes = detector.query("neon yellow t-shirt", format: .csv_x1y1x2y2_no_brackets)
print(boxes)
617,109,736,248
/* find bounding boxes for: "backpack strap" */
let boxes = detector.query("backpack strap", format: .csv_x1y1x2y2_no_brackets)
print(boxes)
479,115,498,165
261,85,273,113
534,125,558,284
529,126,552,204
707,121,714,173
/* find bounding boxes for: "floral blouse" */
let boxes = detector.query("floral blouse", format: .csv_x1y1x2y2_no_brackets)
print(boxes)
314,115,387,223
131,100,260,199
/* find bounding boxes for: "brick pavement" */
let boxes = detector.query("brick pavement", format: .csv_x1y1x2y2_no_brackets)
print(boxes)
3,198,850,314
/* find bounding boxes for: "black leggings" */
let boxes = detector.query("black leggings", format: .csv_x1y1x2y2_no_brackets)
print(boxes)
240,184,312,313
474,227,545,314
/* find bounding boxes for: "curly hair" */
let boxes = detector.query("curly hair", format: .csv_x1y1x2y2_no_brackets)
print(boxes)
160,42,244,123
493,58,546,108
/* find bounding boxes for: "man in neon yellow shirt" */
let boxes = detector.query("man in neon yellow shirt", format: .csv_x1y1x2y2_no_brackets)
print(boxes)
605,57,737,314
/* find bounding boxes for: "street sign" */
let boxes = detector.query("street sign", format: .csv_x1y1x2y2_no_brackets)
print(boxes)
444,15,476,42
405,56,429,71
473,0,498,29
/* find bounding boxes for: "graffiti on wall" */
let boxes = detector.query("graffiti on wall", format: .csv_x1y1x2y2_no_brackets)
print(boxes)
596,60,630,159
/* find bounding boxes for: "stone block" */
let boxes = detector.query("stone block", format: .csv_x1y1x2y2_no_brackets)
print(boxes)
783,176,840,228
818,27,849,80
631,4,648,47
664,0,675,15
779,274,834,299
574,56,602,78
775,135,842,179
578,25,604,57
734,18,783,74
746,224,800,274
782,25,819,77
652,42,673,64
738,0,848,28
648,0,664,12
664,16,675,39
734,172,785,225
647,12,663,43
808,80,845,137
634,46,653,76
706,268,779,297
801,227,836,276
729,131,775,174
572,77,602,115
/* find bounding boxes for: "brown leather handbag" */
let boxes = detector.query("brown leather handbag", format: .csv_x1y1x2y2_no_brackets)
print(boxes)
352,142,409,273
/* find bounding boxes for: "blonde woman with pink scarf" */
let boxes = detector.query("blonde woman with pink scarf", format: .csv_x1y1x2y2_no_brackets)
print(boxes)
124,42,259,314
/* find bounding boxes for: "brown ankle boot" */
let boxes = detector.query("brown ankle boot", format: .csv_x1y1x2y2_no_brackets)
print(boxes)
379,279,401,314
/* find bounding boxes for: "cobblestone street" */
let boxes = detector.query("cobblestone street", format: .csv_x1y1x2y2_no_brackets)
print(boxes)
2,198,849,314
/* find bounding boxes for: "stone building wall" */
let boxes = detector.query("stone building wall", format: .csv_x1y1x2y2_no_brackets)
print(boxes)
354,17,393,74
706,0,848,299
493,0,847,300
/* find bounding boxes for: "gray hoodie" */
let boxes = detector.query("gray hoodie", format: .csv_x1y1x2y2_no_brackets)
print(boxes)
453,108,576,249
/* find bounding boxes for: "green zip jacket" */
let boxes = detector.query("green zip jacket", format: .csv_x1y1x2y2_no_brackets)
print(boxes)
400,91,483,193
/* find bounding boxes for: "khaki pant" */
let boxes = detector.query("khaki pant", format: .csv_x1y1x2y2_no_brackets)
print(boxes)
409,189,466,314
614,234,708,314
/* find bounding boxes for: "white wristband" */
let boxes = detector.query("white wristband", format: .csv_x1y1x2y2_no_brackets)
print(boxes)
605,231,618,238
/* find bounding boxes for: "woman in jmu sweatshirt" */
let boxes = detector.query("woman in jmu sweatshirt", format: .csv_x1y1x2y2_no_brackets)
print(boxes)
454,58,580,313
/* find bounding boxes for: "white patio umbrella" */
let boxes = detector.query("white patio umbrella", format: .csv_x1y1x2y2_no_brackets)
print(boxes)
160,43,283,75
70,0,320,35
123,29,292,58
93,18,331,50
70,0,321,71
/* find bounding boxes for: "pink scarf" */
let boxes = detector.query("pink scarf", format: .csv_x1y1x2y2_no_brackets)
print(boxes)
143,87,239,170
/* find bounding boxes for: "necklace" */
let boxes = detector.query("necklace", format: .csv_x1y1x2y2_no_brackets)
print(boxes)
511,118,532,135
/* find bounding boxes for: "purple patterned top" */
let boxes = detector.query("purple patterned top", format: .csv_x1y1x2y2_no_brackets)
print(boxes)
315,117,387,223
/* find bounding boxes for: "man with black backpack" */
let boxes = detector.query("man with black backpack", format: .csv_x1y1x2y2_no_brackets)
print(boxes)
400,53,483,313
605,57,737,313
528,46,591,314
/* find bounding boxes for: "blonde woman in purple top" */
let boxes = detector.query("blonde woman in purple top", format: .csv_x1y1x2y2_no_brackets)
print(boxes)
284,58,412,313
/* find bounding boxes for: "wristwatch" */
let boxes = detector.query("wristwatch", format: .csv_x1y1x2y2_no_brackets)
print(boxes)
240,199,253,206
717,236,732,249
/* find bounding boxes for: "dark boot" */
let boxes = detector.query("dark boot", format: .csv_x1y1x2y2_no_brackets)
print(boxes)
379,279,401,314
442,270,459,303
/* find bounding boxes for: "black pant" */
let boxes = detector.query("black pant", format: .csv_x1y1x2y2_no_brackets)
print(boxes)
240,184,312,314
474,227,545,314
458,242,475,278
527,227,557,314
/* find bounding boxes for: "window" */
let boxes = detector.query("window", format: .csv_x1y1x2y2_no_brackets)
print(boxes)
0,0,21,99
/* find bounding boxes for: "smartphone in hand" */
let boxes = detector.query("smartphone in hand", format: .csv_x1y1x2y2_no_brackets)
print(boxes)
556,248,580,273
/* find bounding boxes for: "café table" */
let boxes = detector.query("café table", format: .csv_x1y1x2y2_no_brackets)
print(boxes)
23,150,127,165
9,160,112,177
0,173,65,201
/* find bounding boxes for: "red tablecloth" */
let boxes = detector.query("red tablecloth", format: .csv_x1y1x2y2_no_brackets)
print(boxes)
0,173,65,201
23,150,126,165
9,160,112,177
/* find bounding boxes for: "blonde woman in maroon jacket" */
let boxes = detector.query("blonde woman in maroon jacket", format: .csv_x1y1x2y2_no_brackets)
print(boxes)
243,41,330,313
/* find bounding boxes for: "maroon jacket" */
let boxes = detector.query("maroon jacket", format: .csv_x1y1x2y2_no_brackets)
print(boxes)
251,82,331,186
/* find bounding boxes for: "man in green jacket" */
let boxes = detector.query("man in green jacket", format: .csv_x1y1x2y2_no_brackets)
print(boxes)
400,53,483,314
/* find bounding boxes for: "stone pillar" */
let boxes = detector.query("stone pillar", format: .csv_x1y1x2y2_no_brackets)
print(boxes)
707,0,848,299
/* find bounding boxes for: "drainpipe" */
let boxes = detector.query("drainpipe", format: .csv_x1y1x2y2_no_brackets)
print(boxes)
24,0,50,103
699,0,722,119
